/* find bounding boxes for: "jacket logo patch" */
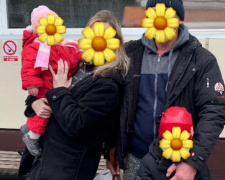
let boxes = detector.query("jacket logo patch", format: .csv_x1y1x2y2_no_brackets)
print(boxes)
214,82,224,95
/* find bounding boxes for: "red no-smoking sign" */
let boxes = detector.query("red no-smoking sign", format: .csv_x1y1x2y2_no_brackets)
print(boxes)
3,40,18,61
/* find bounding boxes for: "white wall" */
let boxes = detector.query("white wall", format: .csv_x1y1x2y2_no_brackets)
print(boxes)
0,36,225,138
0,39,27,128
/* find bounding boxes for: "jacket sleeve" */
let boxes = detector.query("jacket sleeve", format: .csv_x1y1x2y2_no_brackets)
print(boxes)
24,95,38,117
135,154,154,180
45,83,120,137
185,49,225,171
21,45,43,90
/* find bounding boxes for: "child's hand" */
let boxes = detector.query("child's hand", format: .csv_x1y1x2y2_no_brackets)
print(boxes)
49,59,72,88
27,86,39,96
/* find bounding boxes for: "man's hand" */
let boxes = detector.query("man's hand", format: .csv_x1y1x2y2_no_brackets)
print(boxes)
27,86,39,96
106,159,120,176
49,59,72,88
31,98,52,118
167,162,197,180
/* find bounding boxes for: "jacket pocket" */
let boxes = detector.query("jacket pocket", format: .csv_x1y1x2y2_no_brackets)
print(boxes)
40,137,83,180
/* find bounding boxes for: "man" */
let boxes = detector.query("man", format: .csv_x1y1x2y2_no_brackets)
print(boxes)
106,0,225,179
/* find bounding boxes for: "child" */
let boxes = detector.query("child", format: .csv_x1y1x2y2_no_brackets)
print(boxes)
135,107,194,180
20,5,82,156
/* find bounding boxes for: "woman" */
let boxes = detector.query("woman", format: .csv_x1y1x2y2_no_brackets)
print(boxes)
19,10,129,180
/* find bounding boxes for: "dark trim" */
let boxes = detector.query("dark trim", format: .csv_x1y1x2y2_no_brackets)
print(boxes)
0,174,27,180
0,129,24,151
207,138,225,180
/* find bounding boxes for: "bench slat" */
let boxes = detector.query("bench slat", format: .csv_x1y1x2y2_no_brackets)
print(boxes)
0,151,107,176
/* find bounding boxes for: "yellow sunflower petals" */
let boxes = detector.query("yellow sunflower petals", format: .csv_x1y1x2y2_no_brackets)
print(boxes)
94,52,104,66
82,27,95,39
104,27,116,40
56,26,66,34
38,17,48,26
162,148,173,159
36,26,45,34
145,7,157,19
94,22,105,36
156,3,165,16
54,33,64,43
107,38,120,50
182,140,193,149
165,7,176,19
78,39,92,50
79,21,121,66
103,48,116,63
47,14,55,24
155,30,165,43
162,130,173,141
82,48,95,63
142,18,154,28
35,15,66,46
38,33,48,43
172,127,181,138
172,150,181,162
54,17,64,26
164,27,176,40
47,35,55,46
180,148,191,160
180,130,191,141
159,139,171,149
167,18,179,28
145,27,156,40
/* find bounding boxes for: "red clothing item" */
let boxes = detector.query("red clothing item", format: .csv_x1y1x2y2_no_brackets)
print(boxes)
21,30,82,134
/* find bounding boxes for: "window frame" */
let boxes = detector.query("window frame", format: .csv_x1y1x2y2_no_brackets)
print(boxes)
1,0,225,40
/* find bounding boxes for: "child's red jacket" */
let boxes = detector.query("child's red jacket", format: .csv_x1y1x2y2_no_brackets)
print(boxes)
21,30,82,134
21,30,82,98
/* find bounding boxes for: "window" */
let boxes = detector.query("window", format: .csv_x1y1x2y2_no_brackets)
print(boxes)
6,0,137,28
123,0,225,29
183,0,225,29
6,0,225,29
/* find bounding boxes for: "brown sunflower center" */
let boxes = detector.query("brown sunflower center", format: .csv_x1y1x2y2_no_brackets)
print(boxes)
45,24,57,35
92,36,107,51
170,138,183,150
154,16,167,30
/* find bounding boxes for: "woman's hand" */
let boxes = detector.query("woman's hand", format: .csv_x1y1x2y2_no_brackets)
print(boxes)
49,59,72,88
31,98,52,118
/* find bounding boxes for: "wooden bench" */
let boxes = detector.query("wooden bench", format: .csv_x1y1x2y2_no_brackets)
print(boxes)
1,129,223,179
0,151,22,179
0,129,107,179
0,150,106,179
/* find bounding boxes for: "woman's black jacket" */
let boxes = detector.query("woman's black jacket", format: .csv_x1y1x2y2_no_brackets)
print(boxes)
19,71,124,180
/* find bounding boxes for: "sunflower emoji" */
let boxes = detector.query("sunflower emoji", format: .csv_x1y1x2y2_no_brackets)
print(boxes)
35,14,66,46
142,3,179,43
159,127,193,162
78,22,120,66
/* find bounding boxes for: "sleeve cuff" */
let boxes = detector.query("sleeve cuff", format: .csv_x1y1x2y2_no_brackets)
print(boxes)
184,149,206,172
24,96,38,117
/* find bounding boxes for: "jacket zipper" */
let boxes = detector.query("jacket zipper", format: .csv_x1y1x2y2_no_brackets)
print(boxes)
167,47,196,108
153,55,161,139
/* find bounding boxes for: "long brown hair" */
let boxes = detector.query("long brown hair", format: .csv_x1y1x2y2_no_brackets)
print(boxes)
86,10,129,78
